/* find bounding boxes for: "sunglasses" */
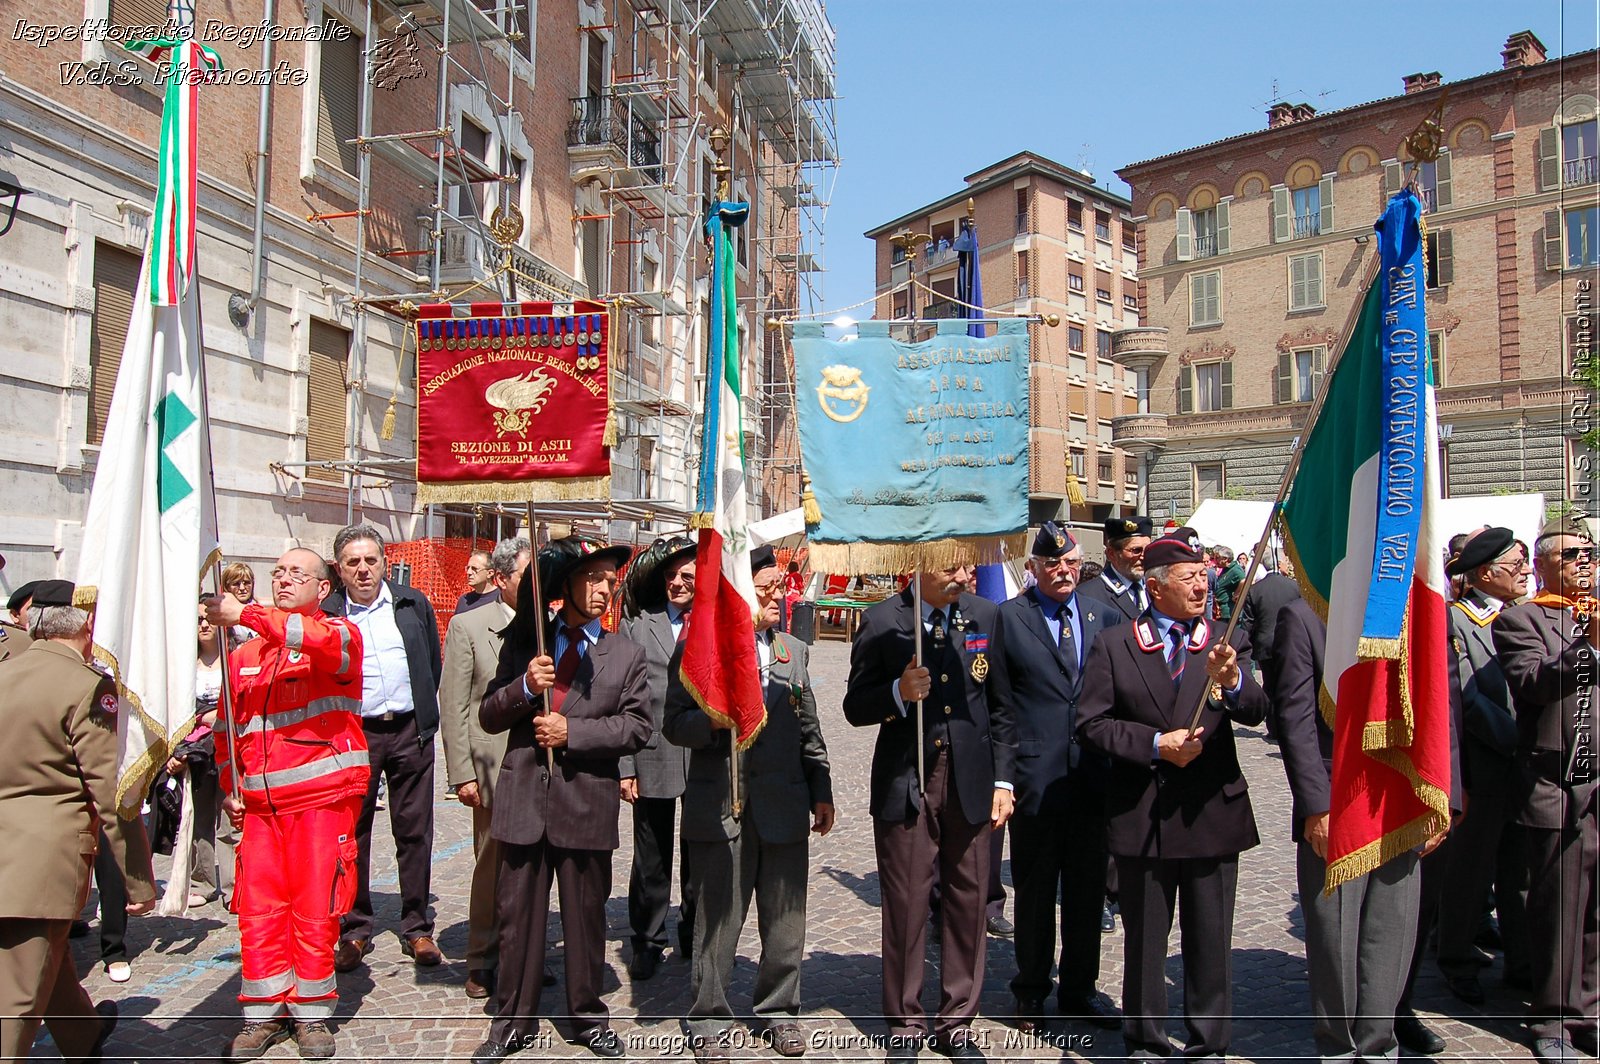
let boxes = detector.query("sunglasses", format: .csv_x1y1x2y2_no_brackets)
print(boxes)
1556,547,1596,562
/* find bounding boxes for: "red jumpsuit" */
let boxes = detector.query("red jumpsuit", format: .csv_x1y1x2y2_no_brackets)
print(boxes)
215,604,370,1023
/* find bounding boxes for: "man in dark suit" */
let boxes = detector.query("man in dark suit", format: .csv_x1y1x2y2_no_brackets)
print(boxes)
1079,515,1152,624
843,562,1016,1062
1235,548,1301,685
1076,527,1267,1061
665,545,834,1063
324,523,445,971
1437,527,1532,1003
618,535,697,979
1270,596,1425,1061
470,537,652,1064
1494,518,1598,1064
994,522,1119,1032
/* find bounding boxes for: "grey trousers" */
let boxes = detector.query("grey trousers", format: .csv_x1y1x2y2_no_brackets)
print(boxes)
1525,806,1600,1043
683,831,809,1038
1298,842,1420,1063
467,803,501,971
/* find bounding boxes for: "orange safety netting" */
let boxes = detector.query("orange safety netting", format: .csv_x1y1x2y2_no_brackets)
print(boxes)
386,537,497,644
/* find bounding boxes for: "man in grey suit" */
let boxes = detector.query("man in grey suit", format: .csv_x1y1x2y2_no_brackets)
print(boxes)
1494,518,1598,1063
439,536,527,1000
1436,527,1531,1003
664,545,834,1064
619,535,697,980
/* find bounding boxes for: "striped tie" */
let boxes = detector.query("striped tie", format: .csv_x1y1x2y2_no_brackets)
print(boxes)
1167,622,1188,690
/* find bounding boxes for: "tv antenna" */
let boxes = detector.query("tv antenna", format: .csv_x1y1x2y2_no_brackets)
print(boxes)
1256,78,1337,111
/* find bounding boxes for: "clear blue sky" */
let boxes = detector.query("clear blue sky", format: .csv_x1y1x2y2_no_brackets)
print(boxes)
815,0,1598,320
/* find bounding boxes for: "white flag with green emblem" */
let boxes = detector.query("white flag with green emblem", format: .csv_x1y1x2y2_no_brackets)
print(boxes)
75,254,219,817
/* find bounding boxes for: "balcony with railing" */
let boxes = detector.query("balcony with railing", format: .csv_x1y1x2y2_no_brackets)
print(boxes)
1193,235,1218,258
921,240,957,271
923,297,963,320
1292,213,1321,239
1567,156,1598,187
566,96,662,182
1418,186,1437,213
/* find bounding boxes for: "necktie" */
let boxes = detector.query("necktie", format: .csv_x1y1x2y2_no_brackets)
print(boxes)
676,608,690,645
1131,579,1146,612
1167,622,1188,690
553,625,584,710
1057,603,1076,664
928,608,947,645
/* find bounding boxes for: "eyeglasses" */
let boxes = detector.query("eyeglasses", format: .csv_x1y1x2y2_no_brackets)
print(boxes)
270,567,321,585
1487,560,1533,574
466,564,487,574
1037,556,1083,571
1554,547,1596,563
753,580,784,596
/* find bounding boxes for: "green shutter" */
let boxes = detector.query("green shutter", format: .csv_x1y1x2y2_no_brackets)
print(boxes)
1309,252,1323,306
1544,210,1564,271
1175,206,1193,262
1272,186,1290,243
1318,175,1335,233
1215,199,1230,255
1220,360,1233,409
1178,365,1193,414
1538,127,1560,191
1277,352,1292,404
1435,230,1453,287
1384,160,1403,196
1435,150,1453,209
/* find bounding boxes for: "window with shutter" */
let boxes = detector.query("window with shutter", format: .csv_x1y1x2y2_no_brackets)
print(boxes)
1538,127,1561,191
1276,352,1293,405
1175,206,1193,261
108,0,170,33
1189,270,1221,326
305,321,350,483
1383,160,1403,197
1194,463,1225,505
1545,210,1564,271
1289,251,1323,310
1215,199,1231,256
1068,325,1085,352
1177,365,1193,414
88,243,141,446
1426,230,1453,288
1563,120,1598,186
1427,330,1446,386
1272,186,1291,243
1193,362,1227,412
317,28,363,175
1219,360,1233,409
1434,151,1453,210
1318,174,1335,233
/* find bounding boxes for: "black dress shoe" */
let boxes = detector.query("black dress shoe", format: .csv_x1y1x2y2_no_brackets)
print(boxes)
471,1037,522,1064
580,1029,624,1059
70,920,91,939
628,947,662,981
1444,972,1485,1005
885,1033,923,1064
1394,1012,1446,1055
1100,904,1115,932
985,914,1014,938
1060,991,1120,1030
1012,997,1046,1034
930,1029,985,1062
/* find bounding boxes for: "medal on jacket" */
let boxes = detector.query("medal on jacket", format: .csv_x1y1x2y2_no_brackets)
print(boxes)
971,653,989,682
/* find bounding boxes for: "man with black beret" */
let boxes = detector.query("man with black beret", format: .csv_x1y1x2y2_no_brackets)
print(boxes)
0,579,38,664
1076,527,1268,1060
994,522,1120,1032
619,534,698,979
664,543,834,1062
1435,527,1531,1003
1080,516,1152,623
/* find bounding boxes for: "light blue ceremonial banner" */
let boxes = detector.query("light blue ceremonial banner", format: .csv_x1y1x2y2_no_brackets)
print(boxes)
791,317,1029,571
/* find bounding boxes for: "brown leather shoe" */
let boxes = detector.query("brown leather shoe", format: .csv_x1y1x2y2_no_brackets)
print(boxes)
465,969,495,999
293,1020,337,1060
333,938,371,973
222,1018,292,1062
766,1022,807,1057
402,935,444,966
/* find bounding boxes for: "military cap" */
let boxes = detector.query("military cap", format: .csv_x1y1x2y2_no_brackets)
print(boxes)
1144,526,1206,569
28,579,76,608
749,544,778,575
1030,521,1078,559
537,537,632,602
619,534,696,616
1446,526,1517,577
1536,512,1593,550
6,580,41,614
1103,515,1153,542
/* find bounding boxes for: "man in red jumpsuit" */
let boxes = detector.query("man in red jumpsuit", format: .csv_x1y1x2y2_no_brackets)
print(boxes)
207,547,370,1062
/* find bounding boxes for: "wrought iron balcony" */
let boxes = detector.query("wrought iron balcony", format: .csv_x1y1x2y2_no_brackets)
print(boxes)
1566,155,1598,187
1292,213,1320,239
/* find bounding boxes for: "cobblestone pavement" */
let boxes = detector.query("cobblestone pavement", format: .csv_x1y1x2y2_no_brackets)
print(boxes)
42,640,1534,1062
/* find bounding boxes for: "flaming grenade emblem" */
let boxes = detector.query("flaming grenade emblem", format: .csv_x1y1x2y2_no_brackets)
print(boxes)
485,370,557,437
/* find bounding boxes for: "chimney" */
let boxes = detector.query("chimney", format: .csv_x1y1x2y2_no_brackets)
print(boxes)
1291,103,1318,123
1267,102,1296,129
1402,71,1442,94
1502,30,1548,69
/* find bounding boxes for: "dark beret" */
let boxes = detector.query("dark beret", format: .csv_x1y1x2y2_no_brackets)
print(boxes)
1103,515,1153,541
1446,526,1516,577
6,580,41,614
1144,526,1206,569
1030,521,1078,559
28,579,76,608
750,544,778,575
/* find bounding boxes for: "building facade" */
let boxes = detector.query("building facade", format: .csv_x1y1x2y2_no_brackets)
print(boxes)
1115,31,1598,523
0,0,834,588
866,152,1142,526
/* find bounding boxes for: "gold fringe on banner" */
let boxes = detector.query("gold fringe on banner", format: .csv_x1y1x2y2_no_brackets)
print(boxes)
417,477,611,506
688,512,716,531
1356,635,1403,660
807,533,1028,578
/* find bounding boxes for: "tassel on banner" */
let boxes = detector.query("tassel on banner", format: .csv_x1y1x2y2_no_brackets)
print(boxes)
602,405,619,448
800,474,821,526
380,394,398,441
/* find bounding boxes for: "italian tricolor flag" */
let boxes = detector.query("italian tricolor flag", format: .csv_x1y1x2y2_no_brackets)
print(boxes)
679,200,766,749
1282,191,1452,892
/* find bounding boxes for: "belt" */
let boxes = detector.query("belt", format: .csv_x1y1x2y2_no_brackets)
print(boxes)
363,710,414,725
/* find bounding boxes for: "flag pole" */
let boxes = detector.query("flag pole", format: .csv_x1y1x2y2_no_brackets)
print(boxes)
912,573,926,796
527,510,555,772
1183,248,1381,737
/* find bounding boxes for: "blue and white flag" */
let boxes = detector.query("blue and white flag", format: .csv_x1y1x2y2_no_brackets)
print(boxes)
791,317,1029,574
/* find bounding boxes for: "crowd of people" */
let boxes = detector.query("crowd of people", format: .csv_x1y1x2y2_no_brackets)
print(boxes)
0,510,1593,1064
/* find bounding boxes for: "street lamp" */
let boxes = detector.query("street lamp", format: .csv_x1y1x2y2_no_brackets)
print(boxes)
0,171,31,238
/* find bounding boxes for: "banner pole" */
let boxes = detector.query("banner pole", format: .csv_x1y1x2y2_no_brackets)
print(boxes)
912,573,926,796
528,509,555,772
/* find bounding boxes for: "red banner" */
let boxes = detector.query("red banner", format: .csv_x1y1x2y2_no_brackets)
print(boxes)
414,300,612,504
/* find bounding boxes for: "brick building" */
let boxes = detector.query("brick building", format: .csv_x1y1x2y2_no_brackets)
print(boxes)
865,152,1143,526
0,0,834,584
1115,30,1597,520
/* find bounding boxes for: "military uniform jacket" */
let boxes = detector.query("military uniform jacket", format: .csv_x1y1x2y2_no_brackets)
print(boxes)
842,590,1015,827
1079,567,1144,623
1076,613,1269,860
1450,590,1517,780
1493,600,1599,831
0,621,31,664
438,599,513,807
480,627,652,850
0,641,155,918
618,608,691,799
663,631,832,845
994,588,1116,818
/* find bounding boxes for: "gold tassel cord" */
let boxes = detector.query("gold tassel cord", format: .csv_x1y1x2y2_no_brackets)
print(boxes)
380,317,416,442
800,472,821,526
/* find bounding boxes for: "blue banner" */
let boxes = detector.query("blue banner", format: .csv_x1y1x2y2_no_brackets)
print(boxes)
792,317,1029,564
1363,190,1429,641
